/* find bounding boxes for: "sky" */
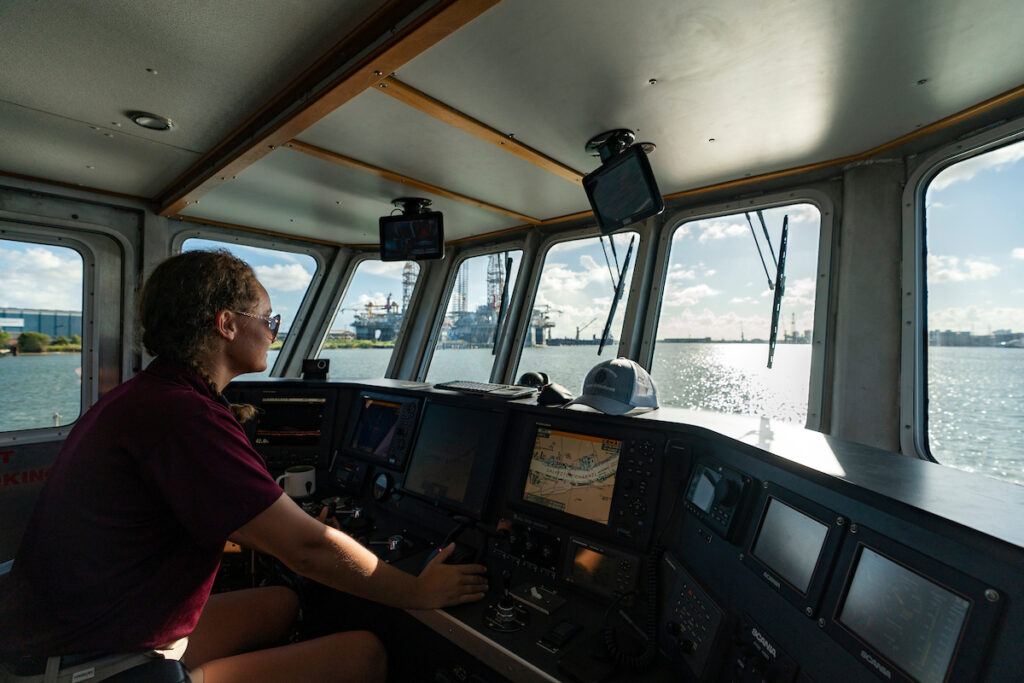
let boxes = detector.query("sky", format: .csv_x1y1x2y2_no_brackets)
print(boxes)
925,138,1024,334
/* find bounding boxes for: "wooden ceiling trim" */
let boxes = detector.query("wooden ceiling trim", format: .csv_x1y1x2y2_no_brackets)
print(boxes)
173,215,355,248
157,0,500,218
286,139,540,224
379,76,584,184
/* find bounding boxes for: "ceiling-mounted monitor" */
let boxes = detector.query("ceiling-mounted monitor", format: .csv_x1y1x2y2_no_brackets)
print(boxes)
582,134,665,234
379,197,444,261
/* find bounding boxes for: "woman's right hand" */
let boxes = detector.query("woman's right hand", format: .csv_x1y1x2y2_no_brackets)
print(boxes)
414,543,489,609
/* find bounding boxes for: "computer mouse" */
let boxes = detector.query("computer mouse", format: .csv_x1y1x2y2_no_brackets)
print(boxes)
538,382,574,406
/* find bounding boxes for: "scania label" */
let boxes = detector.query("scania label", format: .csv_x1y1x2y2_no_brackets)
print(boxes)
860,650,893,679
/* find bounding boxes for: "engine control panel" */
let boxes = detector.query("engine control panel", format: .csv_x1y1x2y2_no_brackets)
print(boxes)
232,380,1024,683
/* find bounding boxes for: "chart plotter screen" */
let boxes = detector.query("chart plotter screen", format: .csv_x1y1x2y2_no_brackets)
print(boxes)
523,427,621,525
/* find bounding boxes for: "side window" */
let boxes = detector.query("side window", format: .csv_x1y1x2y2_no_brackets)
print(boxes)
0,239,84,431
320,259,420,380
514,233,638,394
181,238,318,379
426,250,523,383
923,138,1024,485
650,204,821,423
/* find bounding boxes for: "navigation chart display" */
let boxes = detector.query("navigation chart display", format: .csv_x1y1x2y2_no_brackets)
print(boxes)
523,427,621,525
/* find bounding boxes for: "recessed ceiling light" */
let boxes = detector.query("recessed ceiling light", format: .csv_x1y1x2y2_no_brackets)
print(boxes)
126,111,174,131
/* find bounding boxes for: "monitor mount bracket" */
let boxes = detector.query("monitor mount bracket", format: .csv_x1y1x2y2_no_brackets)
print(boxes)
392,197,432,215
585,129,656,162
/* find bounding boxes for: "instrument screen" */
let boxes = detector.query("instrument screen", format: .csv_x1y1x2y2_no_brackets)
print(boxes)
838,547,970,683
523,427,621,525
752,497,829,594
402,402,505,518
254,396,327,447
350,398,402,462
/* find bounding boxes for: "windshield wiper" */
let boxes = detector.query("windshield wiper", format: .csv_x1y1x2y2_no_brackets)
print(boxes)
767,215,789,368
598,235,636,355
491,253,513,354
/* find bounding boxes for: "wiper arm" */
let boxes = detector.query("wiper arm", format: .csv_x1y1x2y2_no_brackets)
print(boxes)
745,212,774,290
598,235,636,355
767,215,789,368
491,254,513,354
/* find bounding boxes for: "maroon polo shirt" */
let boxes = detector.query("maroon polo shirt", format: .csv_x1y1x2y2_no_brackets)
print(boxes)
0,358,283,658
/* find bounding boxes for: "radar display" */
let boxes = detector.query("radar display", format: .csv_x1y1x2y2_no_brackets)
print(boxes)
523,427,621,525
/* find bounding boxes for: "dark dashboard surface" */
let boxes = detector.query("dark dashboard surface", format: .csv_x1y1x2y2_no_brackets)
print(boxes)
226,378,1024,683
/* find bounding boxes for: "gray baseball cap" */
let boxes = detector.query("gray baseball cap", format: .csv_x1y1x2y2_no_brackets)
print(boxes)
565,357,659,415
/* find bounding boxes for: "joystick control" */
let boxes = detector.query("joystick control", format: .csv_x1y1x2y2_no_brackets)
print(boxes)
368,534,406,553
483,570,529,633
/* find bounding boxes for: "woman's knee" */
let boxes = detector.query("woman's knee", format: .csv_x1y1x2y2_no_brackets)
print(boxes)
262,586,300,622
329,630,387,682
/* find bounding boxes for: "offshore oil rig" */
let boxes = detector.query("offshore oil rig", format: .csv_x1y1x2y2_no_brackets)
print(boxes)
349,255,563,345
349,263,418,341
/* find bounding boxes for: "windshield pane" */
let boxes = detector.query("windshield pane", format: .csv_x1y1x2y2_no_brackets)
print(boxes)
319,259,419,380
181,238,318,379
650,204,821,423
426,251,522,383
514,233,638,394
924,138,1024,486
0,239,84,432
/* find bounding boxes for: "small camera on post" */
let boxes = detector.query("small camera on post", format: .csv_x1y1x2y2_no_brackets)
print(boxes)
302,358,329,380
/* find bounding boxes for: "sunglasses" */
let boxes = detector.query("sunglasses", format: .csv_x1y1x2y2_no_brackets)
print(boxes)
234,311,281,340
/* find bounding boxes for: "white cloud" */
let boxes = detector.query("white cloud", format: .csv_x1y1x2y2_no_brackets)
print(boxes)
253,263,313,292
358,260,414,278
697,220,747,243
729,297,757,304
784,277,817,306
671,224,693,241
666,265,696,283
928,255,1000,283
664,284,718,307
0,245,83,310
785,205,820,224
1012,248,1024,260
930,139,1024,192
703,268,717,277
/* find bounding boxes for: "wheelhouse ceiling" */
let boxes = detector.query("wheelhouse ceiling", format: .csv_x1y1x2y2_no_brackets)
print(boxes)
3,0,1024,244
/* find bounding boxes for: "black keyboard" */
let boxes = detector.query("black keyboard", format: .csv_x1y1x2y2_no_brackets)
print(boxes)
434,380,537,399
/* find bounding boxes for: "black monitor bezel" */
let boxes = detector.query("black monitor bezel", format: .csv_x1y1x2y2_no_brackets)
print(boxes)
397,399,509,519
378,211,445,261
512,421,629,540
582,144,665,235
822,525,1002,683
741,482,845,617
338,391,421,471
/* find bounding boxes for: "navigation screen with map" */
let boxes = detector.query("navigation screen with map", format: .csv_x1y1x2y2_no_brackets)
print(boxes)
402,403,505,517
522,427,621,525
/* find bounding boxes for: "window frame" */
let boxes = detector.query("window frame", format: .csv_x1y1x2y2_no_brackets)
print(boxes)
641,188,836,430
418,239,527,382
507,225,647,384
0,229,95,441
900,118,1024,462
171,227,326,378
312,252,425,380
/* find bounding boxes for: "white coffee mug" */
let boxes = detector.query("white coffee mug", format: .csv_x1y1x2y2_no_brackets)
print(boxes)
276,465,316,498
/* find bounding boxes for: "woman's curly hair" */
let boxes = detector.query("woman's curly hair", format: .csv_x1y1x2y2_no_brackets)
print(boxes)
138,249,260,420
